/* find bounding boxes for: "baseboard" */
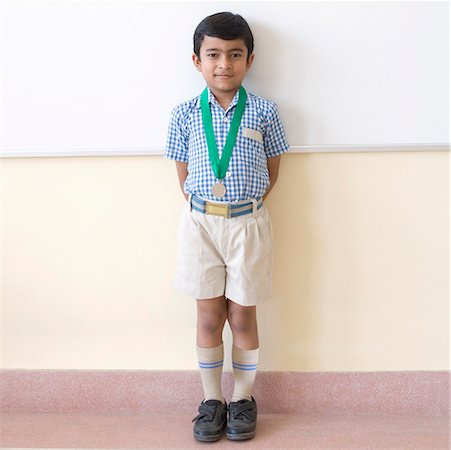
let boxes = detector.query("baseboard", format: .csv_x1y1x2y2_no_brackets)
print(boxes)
0,370,448,416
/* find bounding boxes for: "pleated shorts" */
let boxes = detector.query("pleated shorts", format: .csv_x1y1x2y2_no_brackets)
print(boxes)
174,200,274,306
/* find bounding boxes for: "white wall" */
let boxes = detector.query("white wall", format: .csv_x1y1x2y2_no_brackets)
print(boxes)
1,1,448,156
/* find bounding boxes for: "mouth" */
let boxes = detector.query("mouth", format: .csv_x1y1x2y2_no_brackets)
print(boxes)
215,74,233,78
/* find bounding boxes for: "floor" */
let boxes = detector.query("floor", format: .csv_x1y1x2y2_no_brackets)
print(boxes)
1,412,449,449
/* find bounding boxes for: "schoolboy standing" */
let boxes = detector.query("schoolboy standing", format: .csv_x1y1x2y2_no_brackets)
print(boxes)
165,12,289,442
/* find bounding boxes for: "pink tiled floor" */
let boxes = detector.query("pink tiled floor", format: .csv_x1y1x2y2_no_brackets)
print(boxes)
1,412,448,449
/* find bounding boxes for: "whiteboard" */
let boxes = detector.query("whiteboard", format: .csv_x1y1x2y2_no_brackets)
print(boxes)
0,1,449,157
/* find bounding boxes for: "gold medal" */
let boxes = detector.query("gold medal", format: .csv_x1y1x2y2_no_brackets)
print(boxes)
212,182,226,198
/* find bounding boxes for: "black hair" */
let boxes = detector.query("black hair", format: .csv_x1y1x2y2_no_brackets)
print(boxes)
193,12,254,61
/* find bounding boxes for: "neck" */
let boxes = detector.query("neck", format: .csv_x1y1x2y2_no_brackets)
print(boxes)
210,88,239,111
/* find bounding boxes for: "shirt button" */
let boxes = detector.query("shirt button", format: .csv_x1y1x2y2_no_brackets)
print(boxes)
226,171,231,178
223,116,229,122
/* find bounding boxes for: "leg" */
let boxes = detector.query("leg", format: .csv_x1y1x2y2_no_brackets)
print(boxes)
226,298,259,440
196,296,227,401
193,296,228,442
227,298,259,401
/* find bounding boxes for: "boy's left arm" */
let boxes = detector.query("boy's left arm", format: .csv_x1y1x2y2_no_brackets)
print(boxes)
263,155,282,200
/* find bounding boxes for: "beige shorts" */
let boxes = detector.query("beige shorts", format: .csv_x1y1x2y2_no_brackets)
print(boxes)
174,199,274,306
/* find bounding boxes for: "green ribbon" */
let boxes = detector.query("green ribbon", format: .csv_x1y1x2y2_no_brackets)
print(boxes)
200,86,247,181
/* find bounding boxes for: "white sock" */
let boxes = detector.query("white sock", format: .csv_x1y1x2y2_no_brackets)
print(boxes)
197,343,225,403
231,345,259,402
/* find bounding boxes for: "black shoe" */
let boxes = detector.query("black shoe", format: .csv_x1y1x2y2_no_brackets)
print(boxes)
226,397,257,441
192,399,227,442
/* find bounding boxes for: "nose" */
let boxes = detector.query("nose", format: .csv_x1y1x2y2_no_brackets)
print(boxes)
218,55,232,69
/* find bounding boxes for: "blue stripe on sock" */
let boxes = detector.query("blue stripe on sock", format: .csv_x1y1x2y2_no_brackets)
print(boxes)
199,360,223,369
232,362,258,371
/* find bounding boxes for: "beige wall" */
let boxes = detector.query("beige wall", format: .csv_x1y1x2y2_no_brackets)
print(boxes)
2,151,448,371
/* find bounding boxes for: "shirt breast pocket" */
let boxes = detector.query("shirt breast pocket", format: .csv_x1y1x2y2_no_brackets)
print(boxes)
237,127,266,169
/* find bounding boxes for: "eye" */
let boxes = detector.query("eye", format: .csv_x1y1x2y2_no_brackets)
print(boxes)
206,53,218,58
231,53,243,58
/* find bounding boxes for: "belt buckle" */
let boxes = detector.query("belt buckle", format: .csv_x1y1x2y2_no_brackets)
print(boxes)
205,202,229,218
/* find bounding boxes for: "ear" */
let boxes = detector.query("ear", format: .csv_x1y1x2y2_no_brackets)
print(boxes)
192,53,202,72
246,53,255,70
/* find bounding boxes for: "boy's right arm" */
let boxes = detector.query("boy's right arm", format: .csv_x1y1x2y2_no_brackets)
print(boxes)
175,161,189,201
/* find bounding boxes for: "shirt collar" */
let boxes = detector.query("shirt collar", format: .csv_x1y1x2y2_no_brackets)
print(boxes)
196,87,242,112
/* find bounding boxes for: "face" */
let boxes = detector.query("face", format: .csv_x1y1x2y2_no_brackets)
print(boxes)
193,36,254,98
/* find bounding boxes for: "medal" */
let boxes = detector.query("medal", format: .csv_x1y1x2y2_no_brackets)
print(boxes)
200,86,247,198
212,181,226,198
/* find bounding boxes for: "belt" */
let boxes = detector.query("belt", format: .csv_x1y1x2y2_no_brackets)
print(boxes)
190,194,263,218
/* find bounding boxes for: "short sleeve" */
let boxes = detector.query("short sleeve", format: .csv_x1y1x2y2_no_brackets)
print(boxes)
164,105,189,162
264,103,290,158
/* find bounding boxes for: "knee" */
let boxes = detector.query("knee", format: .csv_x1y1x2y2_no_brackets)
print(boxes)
228,309,256,335
197,309,227,335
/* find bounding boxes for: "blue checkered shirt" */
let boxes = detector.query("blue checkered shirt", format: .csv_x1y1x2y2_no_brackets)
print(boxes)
164,87,289,202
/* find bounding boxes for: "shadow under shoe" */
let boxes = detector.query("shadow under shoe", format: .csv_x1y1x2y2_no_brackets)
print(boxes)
226,397,257,441
192,399,227,442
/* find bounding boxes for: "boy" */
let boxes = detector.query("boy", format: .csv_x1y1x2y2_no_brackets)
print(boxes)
165,12,289,442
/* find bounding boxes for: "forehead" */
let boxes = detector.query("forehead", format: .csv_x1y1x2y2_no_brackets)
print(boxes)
200,36,247,53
